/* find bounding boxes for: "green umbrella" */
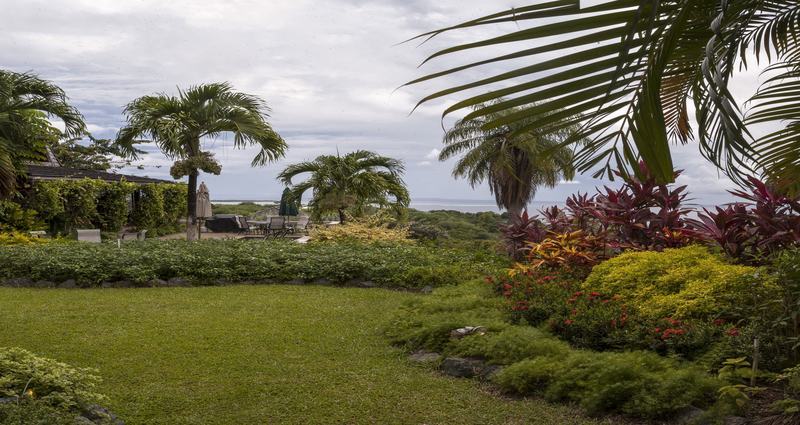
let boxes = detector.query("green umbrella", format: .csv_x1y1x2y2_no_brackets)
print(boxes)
279,187,299,217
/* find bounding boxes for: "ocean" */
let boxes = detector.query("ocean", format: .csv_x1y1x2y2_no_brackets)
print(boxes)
212,198,563,214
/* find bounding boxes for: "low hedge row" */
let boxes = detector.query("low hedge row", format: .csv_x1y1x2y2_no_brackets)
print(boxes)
0,240,507,288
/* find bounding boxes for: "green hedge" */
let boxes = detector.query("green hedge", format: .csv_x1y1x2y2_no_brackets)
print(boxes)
1,178,186,236
0,240,507,288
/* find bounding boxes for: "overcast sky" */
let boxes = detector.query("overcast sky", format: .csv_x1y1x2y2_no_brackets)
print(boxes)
3,0,762,207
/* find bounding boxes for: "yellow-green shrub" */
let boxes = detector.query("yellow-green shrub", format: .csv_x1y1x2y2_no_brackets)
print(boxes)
310,216,412,244
583,245,774,319
0,231,49,246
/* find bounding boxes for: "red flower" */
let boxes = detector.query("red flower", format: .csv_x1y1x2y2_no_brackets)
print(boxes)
590,291,601,297
726,327,740,337
713,319,726,326
484,276,494,284
573,291,583,297
541,275,555,281
601,299,609,304
563,319,573,325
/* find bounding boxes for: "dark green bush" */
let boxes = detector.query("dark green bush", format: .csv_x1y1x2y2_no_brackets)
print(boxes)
494,350,720,418
0,240,506,288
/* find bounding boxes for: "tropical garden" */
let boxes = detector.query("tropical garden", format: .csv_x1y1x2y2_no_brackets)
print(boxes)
1,0,800,424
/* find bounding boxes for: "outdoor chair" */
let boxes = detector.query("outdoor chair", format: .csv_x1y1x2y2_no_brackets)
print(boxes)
76,229,102,243
266,216,288,238
289,216,310,235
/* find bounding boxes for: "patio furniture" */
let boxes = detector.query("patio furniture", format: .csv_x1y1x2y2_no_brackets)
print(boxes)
205,215,248,233
266,216,288,238
120,230,148,241
76,229,101,243
289,216,310,235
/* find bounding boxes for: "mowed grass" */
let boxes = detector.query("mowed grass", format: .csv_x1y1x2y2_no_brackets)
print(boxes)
0,285,611,425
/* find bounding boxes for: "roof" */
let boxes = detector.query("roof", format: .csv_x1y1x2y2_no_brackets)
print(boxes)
26,165,176,185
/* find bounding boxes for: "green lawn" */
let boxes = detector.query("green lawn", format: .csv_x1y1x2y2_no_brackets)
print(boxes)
0,286,612,424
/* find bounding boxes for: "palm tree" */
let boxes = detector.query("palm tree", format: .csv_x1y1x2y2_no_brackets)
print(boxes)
407,1,800,191
115,83,286,240
277,150,410,223
440,104,576,219
0,70,85,197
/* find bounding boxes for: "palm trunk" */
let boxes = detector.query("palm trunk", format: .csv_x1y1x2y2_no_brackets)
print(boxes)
186,169,199,241
507,202,525,224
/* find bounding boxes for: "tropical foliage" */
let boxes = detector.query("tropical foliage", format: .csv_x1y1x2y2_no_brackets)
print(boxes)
691,176,800,263
115,82,286,240
408,1,800,190
439,102,577,218
0,70,85,197
278,150,410,223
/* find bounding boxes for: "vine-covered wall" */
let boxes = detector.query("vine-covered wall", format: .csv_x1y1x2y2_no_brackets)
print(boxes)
0,179,186,237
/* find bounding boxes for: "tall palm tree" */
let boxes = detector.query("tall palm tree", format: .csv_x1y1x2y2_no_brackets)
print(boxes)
407,1,800,191
115,83,286,240
440,104,576,219
277,150,410,223
0,70,85,197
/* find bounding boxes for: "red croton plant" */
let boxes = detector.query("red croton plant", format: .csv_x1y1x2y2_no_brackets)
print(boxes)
503,162,699,270
503,163,800,266
690,177,800,264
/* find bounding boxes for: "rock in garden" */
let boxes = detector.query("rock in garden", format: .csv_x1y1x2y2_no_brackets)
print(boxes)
357,280,376,288
723,417,747,425
479,365,504,380
0,396,17,404
81,404,124,425
408,350,440,363
32,280,55,288
313,278,332,286
148,278,167,287
101,280,133,288
285,278,305,285
450,326,486,339
166,277,191,287
673,406,704,424
58,279,77,288
420,285,434,294
2,277,33,287
439,357,486,378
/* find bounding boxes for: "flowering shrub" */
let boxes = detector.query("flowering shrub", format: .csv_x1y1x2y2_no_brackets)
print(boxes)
487,270,580,326
547,290,634,350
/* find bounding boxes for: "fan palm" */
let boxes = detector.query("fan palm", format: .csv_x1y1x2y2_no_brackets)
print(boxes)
277,150,410,223
407,1,800,191
441,103,577,219
0,70,85,197
115,83,286,240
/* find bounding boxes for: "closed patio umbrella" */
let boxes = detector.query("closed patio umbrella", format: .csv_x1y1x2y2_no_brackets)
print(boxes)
196,182,212,238
278,187,299,217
